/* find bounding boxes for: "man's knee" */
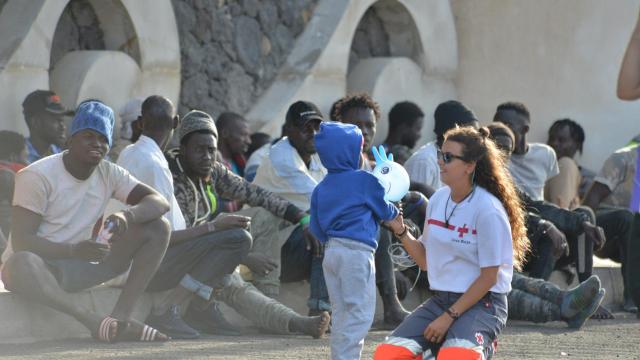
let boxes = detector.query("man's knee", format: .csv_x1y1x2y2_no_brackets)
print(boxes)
227,228,253,252
143,217,171,247
618,209,634,231
2,251,45,289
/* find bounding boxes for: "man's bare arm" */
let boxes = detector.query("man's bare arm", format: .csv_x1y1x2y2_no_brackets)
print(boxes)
582,182,612,212
124,183,170,224
618,11,640,100
11,206,108,260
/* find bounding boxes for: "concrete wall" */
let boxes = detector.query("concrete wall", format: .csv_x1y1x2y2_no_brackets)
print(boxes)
451,0,640,171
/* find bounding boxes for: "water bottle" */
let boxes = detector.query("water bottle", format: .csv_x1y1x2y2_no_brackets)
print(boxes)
91,219,115,264
96,219,116,245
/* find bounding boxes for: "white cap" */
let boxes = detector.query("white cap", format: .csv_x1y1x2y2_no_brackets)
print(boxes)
119,97,144,124
118,97,144,140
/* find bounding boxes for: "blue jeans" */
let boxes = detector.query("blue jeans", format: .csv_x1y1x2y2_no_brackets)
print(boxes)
280,225,331,312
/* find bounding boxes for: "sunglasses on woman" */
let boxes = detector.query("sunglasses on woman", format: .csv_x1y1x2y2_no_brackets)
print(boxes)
437,150,466,164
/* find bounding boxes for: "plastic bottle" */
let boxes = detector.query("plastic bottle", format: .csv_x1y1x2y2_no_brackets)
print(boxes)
96,219,116,245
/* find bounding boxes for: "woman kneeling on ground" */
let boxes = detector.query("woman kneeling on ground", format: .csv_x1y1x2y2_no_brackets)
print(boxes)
375,126,529,360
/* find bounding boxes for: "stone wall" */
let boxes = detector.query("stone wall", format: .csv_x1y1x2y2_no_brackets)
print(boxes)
349,6,391,72
45,0,318,118
172,0,319,116
50,1,105,68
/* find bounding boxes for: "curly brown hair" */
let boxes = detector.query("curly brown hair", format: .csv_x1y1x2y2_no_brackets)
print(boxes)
444,126,530,270
333,93,381,122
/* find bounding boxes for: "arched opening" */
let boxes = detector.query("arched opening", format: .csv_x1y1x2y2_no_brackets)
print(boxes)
348,0,424,73
50,0,140,70
347,0,438,146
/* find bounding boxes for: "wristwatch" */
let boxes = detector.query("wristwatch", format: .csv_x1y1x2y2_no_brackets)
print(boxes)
446,307,460,320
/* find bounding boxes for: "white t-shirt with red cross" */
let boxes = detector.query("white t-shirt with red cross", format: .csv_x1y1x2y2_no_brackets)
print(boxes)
420,186,514,294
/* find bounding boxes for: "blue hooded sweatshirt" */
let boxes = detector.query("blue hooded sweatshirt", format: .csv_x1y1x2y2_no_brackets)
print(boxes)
309,122,399,249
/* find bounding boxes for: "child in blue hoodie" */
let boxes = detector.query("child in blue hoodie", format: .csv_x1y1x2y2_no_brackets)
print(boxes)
310,122,400,360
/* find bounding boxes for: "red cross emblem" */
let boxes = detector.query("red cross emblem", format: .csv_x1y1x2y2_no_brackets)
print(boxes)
475,332,484,345
457,224,469,238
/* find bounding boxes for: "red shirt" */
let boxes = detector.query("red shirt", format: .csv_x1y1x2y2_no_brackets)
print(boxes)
0,161,25,173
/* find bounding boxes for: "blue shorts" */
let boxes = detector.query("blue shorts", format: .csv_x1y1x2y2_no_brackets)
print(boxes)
385,291,508,359
45,259,121,293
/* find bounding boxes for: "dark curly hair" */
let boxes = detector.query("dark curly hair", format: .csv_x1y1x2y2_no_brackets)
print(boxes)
334,93,381,123
548,118,585,154
444,126,530,270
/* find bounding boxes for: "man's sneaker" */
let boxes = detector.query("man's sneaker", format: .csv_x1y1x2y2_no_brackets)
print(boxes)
184,301,242,336
567,288,606,329
560,275,601,319
146,305,200,339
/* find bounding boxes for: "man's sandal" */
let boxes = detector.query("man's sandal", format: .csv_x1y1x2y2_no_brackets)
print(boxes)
93,317,169,343
114,319,170,342
93,316,126,343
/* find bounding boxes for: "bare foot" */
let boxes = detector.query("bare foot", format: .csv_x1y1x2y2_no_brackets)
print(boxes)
590,305,615,320
290,311,331,339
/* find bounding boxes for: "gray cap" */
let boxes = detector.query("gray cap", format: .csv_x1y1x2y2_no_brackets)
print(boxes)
178,110,218,143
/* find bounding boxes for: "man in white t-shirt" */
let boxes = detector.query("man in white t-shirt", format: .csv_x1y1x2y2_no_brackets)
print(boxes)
1,101,172,343
493,102,559,201
404,100,479,196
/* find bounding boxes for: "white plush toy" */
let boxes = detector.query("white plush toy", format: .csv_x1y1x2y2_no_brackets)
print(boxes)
371,145,410,202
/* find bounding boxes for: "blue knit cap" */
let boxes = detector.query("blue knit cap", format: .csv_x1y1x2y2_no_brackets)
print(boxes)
69,101,115,148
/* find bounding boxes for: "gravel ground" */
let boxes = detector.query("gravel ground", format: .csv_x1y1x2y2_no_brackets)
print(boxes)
0,316,638,359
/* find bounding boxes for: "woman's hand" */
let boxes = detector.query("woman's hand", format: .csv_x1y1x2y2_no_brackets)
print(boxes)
385,213,405,235
423,313,454,343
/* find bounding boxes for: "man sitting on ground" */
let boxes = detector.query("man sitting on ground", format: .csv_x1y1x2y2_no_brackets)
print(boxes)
216,112,252,212
113,97,328,339
110,97,144,161
216,112,252,177
381,101,424,164
111,97,251,338
489,122,614,320
21,90,72,163
404,100,479,197
493,102,559,201
583,142,640,314
545,118,587,208
0,131,29,241
166,108,330,333
251,101,329,316
1,101,172,342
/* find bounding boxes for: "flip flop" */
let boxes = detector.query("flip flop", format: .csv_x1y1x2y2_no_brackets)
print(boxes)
114,319,170,342
92,316,127,343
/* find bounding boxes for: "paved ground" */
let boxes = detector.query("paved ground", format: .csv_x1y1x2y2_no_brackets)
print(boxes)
0,315,638,359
